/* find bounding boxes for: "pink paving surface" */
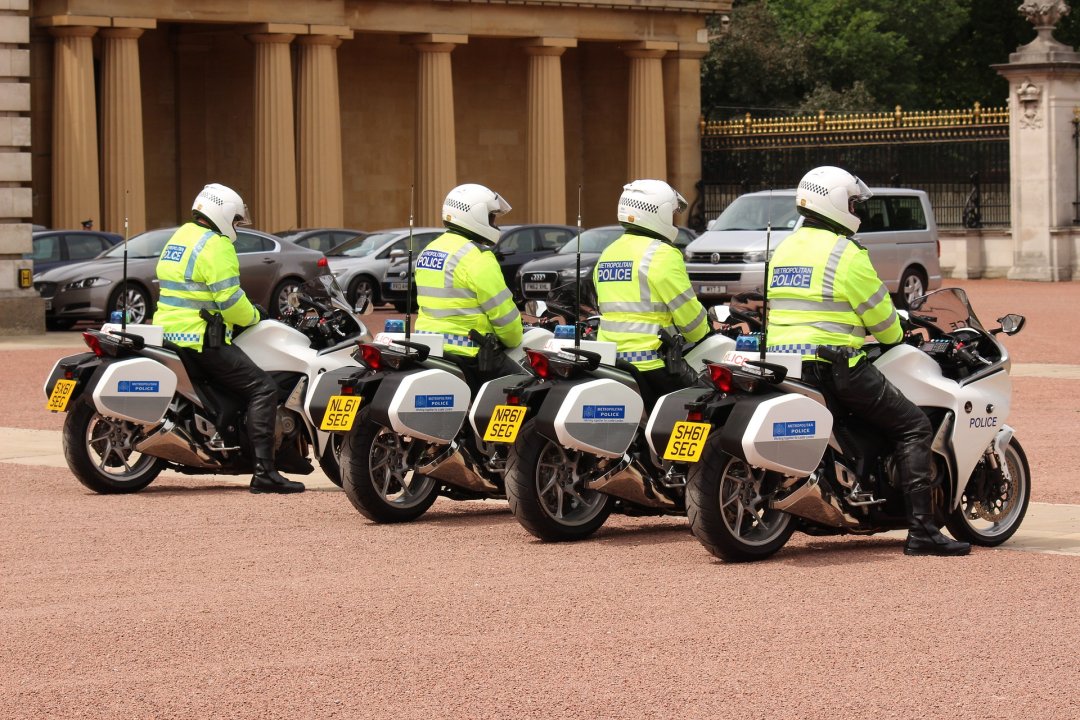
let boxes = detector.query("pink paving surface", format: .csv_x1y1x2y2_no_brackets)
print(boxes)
2,282,1079,718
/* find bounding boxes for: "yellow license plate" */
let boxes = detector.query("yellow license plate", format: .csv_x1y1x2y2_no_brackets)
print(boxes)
483,404,527,443
662,421,711,462
46,378,77,413
320,395,363,431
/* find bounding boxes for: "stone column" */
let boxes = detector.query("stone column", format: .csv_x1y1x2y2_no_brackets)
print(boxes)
663,43,708,226
250,32,298,233
523,39,575,224
297,33,349,228
100,26,148,236
625,42,675,181
406,34,466,227
50,26,99,231
995,1,1080,280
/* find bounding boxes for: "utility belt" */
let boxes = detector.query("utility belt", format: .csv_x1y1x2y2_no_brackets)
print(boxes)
794,344,862,392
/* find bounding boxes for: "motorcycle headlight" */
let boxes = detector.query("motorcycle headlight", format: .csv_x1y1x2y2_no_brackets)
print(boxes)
63,277,113,292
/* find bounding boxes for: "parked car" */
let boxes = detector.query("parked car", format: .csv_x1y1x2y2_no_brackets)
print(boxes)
379,224,579,311
328,227,443,308
34,226,329,329
26,229,123,274
513,224,699,305
274,227,366,254
683,188,941,308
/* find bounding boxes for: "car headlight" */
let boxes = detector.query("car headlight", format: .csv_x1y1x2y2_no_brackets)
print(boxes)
63,277,113,292
558,266,590,280
742,251,774,263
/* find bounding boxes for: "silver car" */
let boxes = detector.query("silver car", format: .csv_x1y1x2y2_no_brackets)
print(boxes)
34,226,328,329
328,227,443,307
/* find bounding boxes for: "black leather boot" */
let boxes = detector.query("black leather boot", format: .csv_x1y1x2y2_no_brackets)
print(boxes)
250,457,305,494
904,488,970,556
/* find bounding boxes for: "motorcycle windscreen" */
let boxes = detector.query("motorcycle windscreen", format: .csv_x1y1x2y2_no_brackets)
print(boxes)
371,368,471,444
468,372,529,437
719,394,833,476
91,357,177,425
550,379,644,458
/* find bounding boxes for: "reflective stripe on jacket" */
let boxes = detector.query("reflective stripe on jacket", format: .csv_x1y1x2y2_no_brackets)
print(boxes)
413,231,523,357
766,225,902,363
152,222,259,350
594,232,709,371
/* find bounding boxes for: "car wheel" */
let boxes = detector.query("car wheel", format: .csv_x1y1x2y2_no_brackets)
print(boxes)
271,278,303,318
348,275,379,307
895,267,927,310
108,284,152,324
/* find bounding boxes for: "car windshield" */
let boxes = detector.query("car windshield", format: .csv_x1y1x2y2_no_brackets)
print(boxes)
331,232,396,258
558,227,623,254
712,195,800,231
101,228,176,259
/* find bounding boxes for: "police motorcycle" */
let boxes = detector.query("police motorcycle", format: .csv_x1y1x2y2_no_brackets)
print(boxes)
43,273,373,493
646,287,1030,562
318,319,555,523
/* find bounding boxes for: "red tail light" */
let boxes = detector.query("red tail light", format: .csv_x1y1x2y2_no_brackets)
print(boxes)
506,393,521,406
359,343,382,370
318,257,329,268
83,332,104,357
525,349,550,379
707,363,733,393
686,409,704,422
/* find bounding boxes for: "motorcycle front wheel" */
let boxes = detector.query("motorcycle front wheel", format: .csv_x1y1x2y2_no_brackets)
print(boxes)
339,411,439,522
687,440,795,562
504,420,613,541
62,397,164,494
946,437,1031,546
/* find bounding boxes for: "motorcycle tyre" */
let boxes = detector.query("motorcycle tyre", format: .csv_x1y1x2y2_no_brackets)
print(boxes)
62,397,164,494
318,433,343,488
339,412,439,523
504,420,614,542
687,444,795,563
945,437,1031,546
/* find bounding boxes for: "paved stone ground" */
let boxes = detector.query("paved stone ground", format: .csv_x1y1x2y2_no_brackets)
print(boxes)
1,282,1078,719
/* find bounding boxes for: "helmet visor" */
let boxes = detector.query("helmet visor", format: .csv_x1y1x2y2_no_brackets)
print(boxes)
674,190,688,215
234,204,252,228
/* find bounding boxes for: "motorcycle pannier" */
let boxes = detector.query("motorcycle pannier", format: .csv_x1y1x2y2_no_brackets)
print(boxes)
536,379,644,458
91,358,177,425
718,394,833,477
368,368,471,444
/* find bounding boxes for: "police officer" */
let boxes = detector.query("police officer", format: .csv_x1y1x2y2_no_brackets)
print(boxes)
595,179,710,407
414,183,523,388
766,165,968,556
154,183,304,495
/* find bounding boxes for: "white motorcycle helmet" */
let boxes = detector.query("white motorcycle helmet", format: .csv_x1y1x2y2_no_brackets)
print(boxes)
795,166,871,236
617,179,686,243
442,183,511,246
192,183,251,243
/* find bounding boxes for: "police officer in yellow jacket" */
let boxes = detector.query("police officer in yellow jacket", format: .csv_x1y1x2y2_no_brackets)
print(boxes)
154,183,304,495
414,183,523,388
766,165,967,556
595,180,710,407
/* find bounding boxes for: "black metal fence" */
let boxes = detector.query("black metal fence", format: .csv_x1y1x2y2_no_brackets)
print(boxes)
694,105,1010,232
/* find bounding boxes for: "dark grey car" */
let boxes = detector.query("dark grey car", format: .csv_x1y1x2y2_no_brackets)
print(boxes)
34,226,328,329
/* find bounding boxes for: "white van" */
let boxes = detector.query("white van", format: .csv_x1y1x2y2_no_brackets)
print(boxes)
684,188,941,308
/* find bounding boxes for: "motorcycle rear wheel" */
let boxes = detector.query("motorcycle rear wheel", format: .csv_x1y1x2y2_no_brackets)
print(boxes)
687,441,795,562
318,433,343,488
946,437,1031,546
62,397,164,494
504,421,613,541
339,412,439,522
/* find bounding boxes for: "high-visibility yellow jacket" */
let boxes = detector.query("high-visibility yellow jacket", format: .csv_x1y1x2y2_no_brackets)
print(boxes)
153,222,259,350
414,230,523,357
594,231,709,371
766,225,902,364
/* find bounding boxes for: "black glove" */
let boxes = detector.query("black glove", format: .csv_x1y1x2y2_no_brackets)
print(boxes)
253,303,269,322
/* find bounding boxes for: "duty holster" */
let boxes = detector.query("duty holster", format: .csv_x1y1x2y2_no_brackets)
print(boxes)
199,309,226,349
815,345,857,392
658,330,699,386
468,330,505,375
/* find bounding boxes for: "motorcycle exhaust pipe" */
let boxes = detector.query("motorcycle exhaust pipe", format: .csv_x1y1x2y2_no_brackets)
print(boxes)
417,441,499,494
135,420,222,469
586,454,677,510
770,472,861,528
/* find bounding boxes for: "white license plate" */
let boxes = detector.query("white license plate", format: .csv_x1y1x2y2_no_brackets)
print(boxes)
524,282,551,292
390,282,408,291
700,285,727,294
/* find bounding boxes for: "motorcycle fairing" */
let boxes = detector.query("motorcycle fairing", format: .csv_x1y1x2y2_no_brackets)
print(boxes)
91,357,177,425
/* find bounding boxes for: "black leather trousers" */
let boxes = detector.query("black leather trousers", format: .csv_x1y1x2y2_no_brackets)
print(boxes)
182,344,279,460
801,358,933,494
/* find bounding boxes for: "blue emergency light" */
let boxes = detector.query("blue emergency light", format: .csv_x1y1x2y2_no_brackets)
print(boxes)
553,324,576,339
735,333,762,351
384,319,405,333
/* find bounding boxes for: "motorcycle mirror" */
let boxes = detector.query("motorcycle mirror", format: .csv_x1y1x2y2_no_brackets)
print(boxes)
287,291,301,309
995,313,1025,336
709,305,731,324
354,291,375,316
